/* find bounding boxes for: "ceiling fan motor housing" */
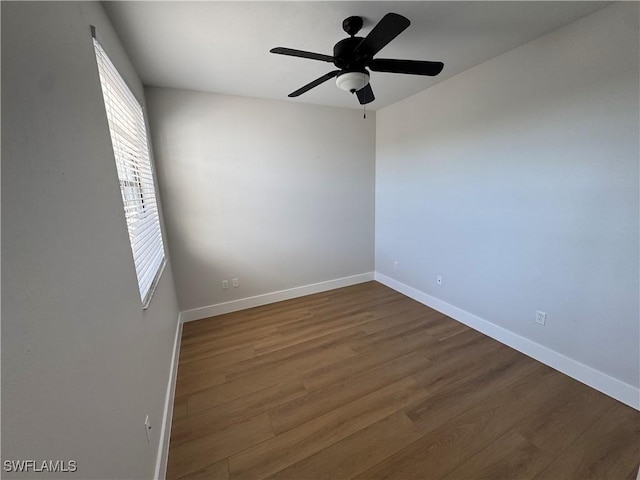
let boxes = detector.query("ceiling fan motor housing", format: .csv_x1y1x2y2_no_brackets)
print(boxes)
333,37,366,70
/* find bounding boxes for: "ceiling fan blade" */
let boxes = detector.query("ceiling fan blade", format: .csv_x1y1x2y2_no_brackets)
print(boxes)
288,70,341,97
354,13,410,59
270,47,335,63
369,58,444,76
355,83,375,105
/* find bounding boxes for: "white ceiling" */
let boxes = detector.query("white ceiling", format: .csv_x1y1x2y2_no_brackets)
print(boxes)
103,1,610,111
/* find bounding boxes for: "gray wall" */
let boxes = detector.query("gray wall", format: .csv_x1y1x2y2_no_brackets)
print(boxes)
2,2,180,478
145,88,376,312
375,3,639,389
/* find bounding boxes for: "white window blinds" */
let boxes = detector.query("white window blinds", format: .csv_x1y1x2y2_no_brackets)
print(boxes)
93,37,166,308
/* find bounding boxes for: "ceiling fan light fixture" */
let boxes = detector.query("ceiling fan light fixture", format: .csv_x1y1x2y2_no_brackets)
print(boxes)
336,71,369,93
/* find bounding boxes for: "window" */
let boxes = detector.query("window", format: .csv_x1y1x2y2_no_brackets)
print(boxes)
93,35,166,308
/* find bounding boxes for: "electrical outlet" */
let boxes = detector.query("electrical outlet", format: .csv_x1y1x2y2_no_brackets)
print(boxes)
232,278,239,288
144,415,151,443
393,261,399,270
437,275,443,286
535,311,547,326
222,280,229,290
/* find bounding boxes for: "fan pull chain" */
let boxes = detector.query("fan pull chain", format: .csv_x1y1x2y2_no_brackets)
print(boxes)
362,72,367,119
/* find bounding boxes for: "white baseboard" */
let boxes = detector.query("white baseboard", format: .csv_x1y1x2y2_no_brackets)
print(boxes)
375,272,640,410
154,317,183,480
179,272,375,323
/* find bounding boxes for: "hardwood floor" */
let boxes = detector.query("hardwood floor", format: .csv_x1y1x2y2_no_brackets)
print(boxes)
166,282,639,480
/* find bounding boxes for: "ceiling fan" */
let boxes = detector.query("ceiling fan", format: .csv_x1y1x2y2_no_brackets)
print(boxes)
270,13,444,105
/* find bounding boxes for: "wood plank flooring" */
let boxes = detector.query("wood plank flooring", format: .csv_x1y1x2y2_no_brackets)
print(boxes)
166,281,639,480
